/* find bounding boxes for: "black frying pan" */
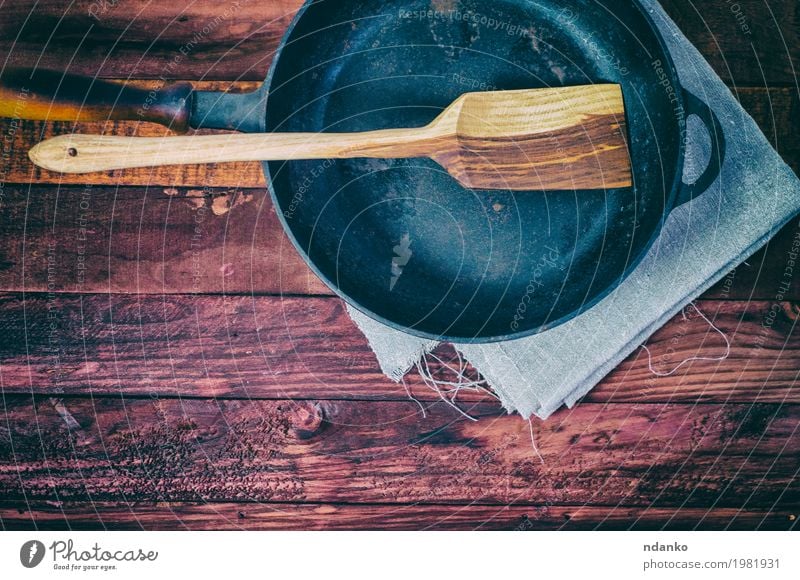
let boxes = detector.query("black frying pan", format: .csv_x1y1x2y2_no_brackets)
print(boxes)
1,0,725,342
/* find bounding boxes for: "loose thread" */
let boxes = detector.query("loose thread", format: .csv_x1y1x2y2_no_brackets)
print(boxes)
407,349,547,464
401,376,427,418
416,358,479,421
410,349,498,422
640,301,731,377
527,418,546,465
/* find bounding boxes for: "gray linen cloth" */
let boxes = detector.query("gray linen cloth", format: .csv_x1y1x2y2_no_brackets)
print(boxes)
347,0,800,419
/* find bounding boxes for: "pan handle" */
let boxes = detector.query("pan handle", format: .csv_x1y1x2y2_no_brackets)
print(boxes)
0,68,194,132
191,88,267,133
673,89,726,207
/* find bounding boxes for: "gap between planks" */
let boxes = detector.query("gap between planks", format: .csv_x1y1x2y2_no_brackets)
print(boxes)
1,502,796,531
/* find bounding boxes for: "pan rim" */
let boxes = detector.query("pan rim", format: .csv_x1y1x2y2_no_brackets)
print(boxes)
261,0,688,344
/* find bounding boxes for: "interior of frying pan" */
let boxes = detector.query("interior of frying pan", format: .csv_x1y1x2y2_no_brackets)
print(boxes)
265,0,682,341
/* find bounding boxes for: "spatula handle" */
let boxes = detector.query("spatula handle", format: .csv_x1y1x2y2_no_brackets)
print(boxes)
28,129,444,174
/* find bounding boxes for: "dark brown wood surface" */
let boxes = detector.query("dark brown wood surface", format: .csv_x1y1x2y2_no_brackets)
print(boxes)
1,0,797,85
0,295,796,403
0,0,798,531
1,397,798,505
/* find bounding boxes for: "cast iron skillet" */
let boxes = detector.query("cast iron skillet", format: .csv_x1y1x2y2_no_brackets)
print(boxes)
1,0,725,342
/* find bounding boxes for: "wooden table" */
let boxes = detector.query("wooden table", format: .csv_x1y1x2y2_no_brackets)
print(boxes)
0,0,798,530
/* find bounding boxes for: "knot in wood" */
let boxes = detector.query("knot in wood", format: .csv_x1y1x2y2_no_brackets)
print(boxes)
291,402,325,440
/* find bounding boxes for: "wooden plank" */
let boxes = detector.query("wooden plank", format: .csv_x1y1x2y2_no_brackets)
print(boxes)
660,0,799,86
1,85,797,187
0,0,297,80
1,501,795,530
0,1,796,85
0,185,328,295
734,87,799,169
0,295,797,403
1,184,800,300
0,396,797,506
706,216,800,301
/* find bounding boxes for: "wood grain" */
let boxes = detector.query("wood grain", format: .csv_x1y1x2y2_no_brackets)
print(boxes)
706,216,800,301
0,294,797,404
1,185,799,300
0,185,328,295
660,0,799,86
0,396,797,506
0,0,297,80
0,1,796,85
1,502,795,531
443,86,630,190
27,86,631,191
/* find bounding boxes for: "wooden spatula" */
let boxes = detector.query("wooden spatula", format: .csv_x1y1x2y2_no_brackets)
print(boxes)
28,84,631,190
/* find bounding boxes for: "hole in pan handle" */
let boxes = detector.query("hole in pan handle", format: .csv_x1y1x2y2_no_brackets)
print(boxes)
673,88,727,208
